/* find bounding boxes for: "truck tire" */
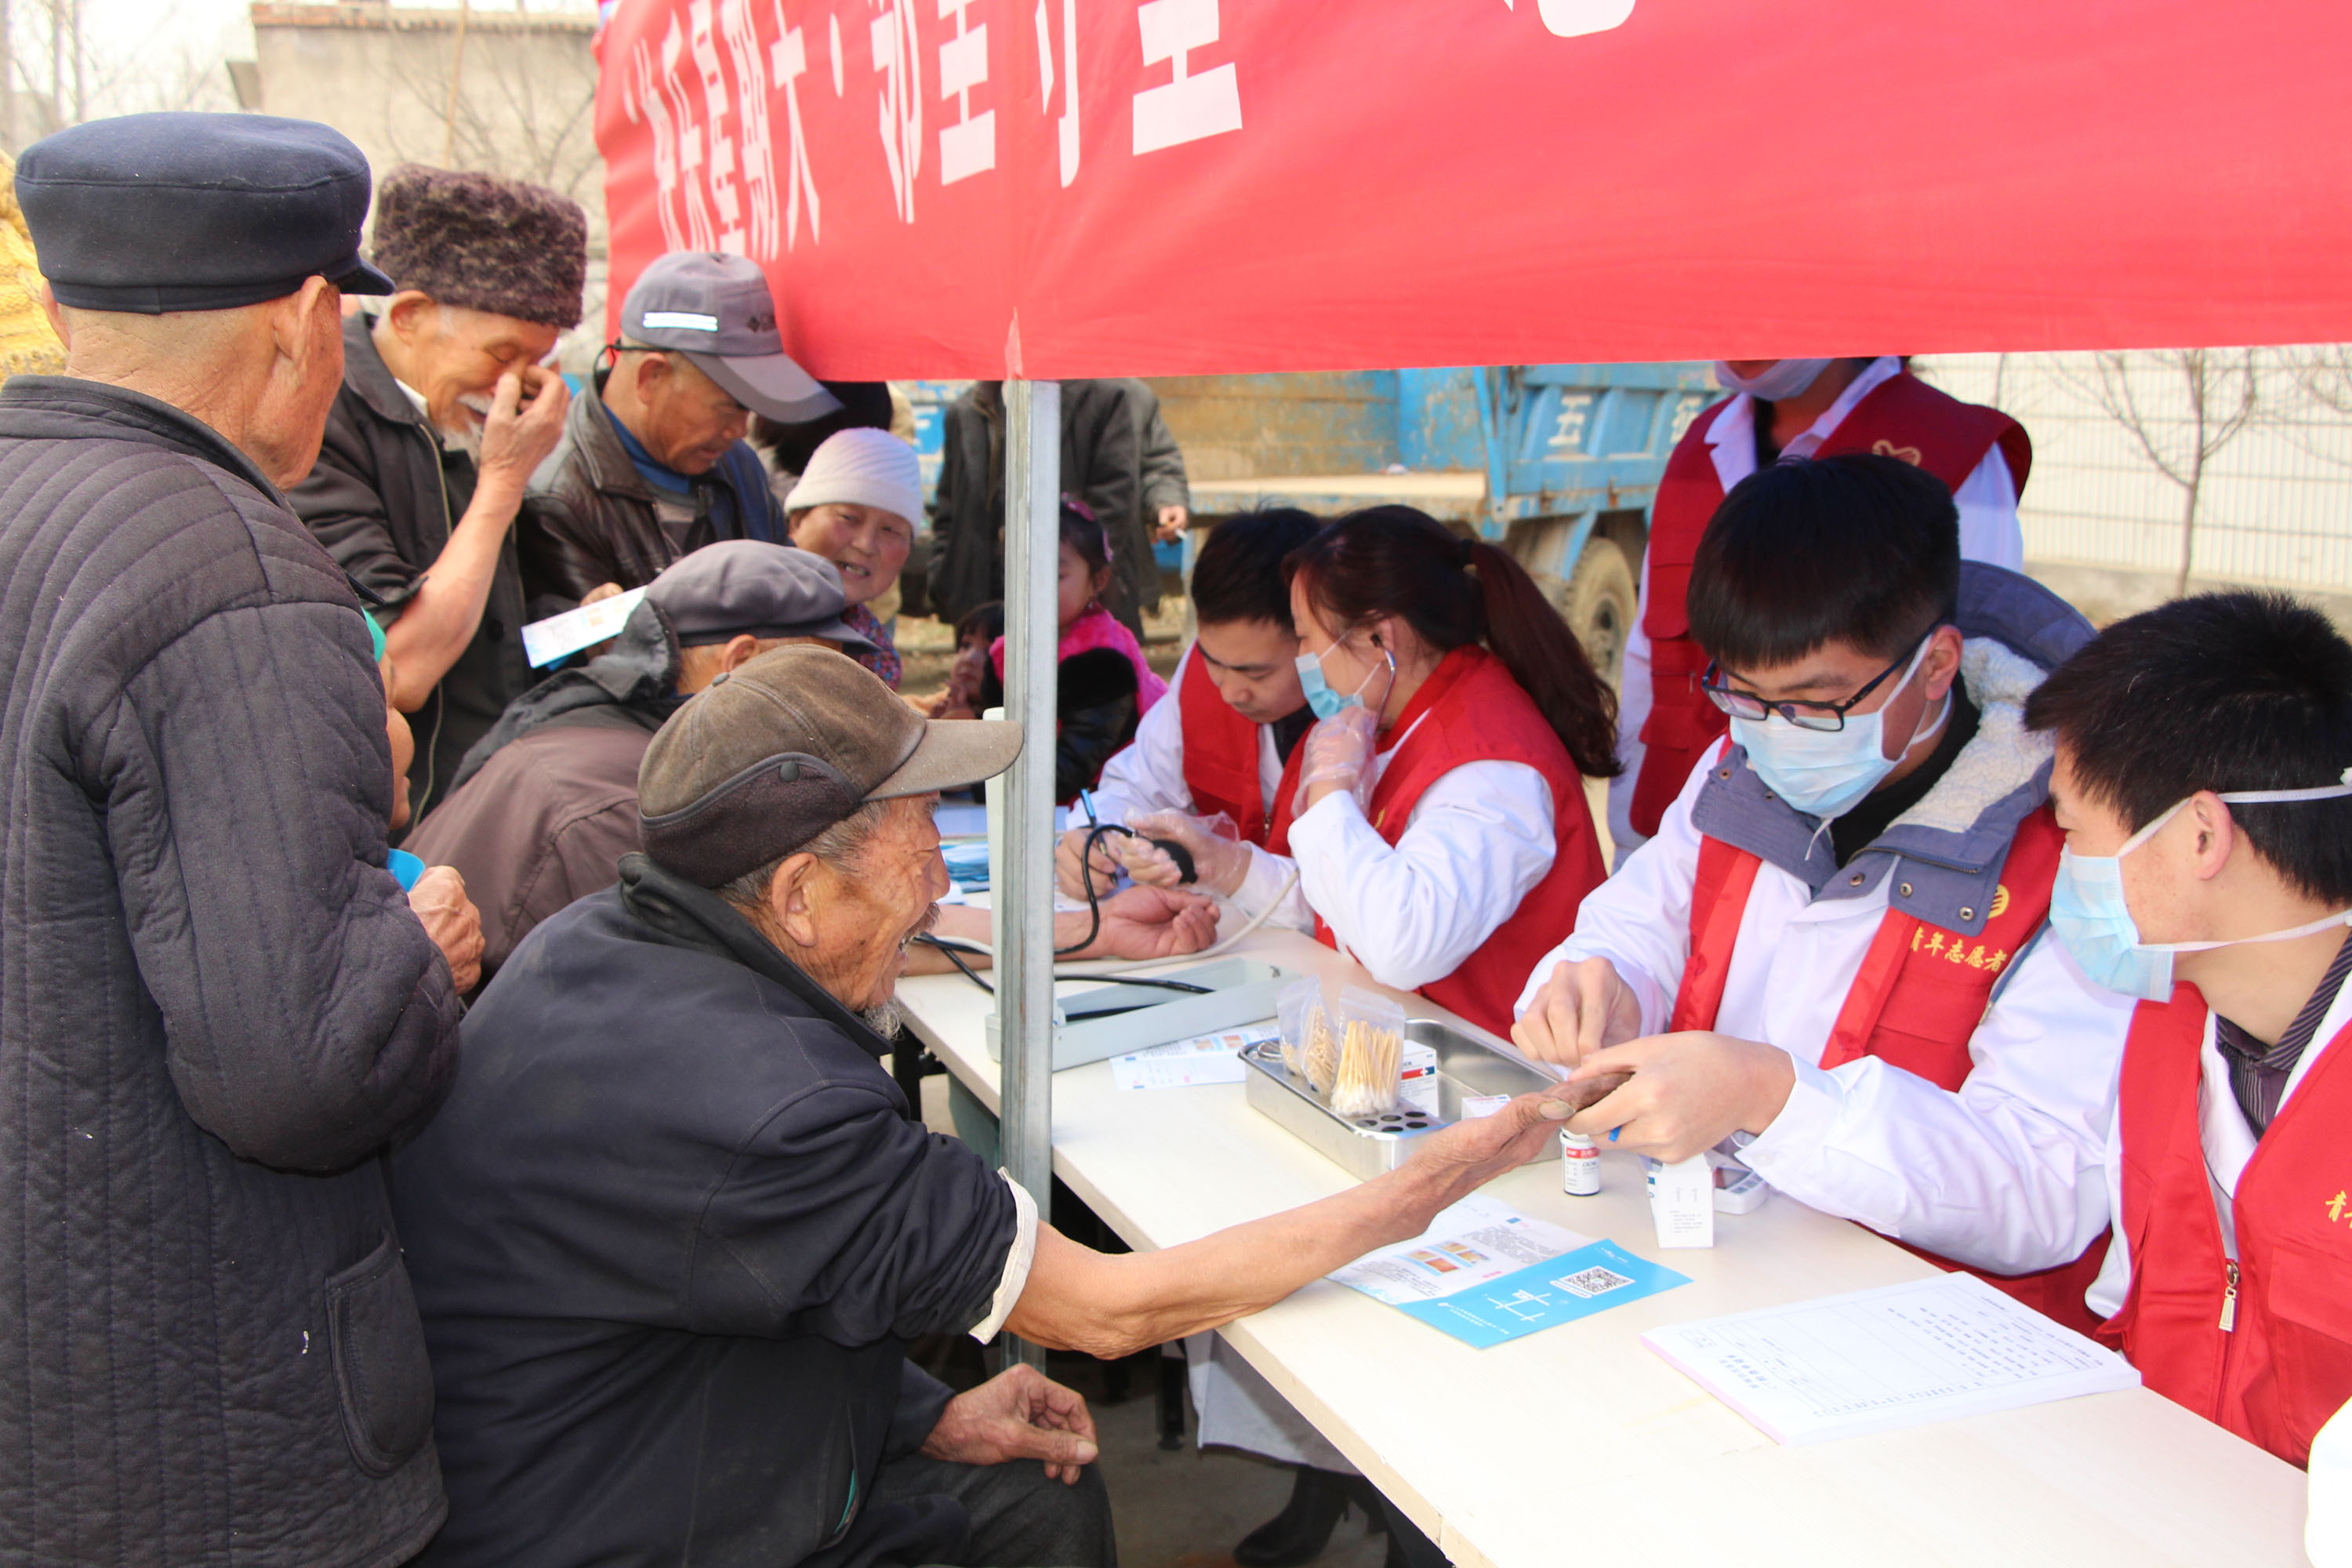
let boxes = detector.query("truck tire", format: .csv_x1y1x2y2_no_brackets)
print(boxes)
1561,537,1637,689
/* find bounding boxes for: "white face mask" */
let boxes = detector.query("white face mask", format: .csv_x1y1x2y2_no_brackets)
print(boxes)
2049,775,2352,1001
1730,636,1944,822
1714,358,1835,401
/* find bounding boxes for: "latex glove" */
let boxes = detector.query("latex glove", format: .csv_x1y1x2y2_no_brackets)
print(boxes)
407,864,484,994
1063,885,1221,960
1123,811,1249,898
1508,954,1645,1071
920,1363,1099,1483
1054,824,1122,898
1294,706,1379,816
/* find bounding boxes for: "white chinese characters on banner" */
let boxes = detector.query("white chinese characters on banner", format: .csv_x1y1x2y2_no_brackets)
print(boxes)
769,1,822,247
938,0,995,183
1034,0,1079,186
719,0,778,256
659,16,721,248
1133,0,1240,155
872,0,924,220
687,0,745,250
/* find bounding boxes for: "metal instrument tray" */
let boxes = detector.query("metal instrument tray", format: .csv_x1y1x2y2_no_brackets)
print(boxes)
1241,1017,1562,1181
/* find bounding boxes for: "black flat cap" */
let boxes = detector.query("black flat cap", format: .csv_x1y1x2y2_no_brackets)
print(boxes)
17,112,394,314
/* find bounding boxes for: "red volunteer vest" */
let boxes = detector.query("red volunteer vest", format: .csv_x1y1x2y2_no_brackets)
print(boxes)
2101,992,2352,1466
1174,645,1286,848
1630,372,2034,838
1268,646,1606,1038
1672,800,2109,1332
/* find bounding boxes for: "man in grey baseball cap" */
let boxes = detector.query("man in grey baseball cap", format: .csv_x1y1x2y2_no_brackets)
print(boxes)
405,540,872,977
392,641,1579,1568
524,252,837,607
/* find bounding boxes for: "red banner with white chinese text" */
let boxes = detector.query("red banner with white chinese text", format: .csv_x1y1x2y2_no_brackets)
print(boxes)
595,0,2352,378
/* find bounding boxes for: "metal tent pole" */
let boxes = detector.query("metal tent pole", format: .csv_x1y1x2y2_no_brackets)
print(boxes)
996,378,1060,1371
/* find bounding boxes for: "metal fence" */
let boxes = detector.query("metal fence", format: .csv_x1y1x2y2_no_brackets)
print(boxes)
1915,350,2352,590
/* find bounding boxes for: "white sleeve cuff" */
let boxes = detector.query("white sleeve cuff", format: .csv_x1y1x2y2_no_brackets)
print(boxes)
1738,1053,1846,1166
969,1173,1040,1343
1229,840,1312,930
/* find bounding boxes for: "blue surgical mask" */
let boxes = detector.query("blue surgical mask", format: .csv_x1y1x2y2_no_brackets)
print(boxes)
2050,780,2352,1001
1730,637,1943,822
1715,358,1835,401
1294,642,1396,722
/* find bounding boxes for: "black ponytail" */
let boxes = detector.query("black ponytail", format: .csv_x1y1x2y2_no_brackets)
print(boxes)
1284,506,1621,779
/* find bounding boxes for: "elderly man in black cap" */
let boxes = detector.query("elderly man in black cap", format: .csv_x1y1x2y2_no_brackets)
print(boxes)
412,540,1220,979
391,645,1574,1568
0,113,464,1564
525,250,840,605
292,162,587,822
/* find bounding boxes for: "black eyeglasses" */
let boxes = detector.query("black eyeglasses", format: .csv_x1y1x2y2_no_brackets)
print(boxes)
1700,629,1935,733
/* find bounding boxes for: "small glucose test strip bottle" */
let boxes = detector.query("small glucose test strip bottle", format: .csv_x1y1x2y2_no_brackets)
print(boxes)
1559,1131,1600,1195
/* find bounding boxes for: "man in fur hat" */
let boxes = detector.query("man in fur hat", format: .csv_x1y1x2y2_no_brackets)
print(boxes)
292,163,586,822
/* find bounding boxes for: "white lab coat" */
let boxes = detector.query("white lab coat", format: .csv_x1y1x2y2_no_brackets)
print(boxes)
2082,984,2352,1559
1519,732,2132,1276
1610,357,2027,858
1087,652,1290,828
1090,656,1559,989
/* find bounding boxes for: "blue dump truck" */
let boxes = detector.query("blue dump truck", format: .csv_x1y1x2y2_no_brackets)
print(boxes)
903,364,1715,684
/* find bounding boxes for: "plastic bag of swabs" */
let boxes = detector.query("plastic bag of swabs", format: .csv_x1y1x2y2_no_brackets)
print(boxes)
1277,978,1407,1116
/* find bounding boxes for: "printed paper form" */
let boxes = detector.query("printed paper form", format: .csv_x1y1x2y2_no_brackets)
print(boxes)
1641,1271,2140,1445
1331,1195,1591,1303
520,588,648,667
1112,1022,1281,1091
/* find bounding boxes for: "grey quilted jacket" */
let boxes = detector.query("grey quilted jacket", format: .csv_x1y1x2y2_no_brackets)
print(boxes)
0,378,463,1565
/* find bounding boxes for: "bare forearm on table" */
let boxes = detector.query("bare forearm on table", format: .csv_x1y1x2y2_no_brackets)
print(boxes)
901,906,1115,972
384,474,524,706
1007,1165,1450,1359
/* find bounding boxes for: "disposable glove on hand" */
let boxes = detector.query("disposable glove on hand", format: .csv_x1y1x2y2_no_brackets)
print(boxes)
1123,811,1250,898
1293,706,1380,816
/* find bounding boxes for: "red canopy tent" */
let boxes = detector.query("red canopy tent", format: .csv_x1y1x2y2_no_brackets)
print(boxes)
594,0,2352,377
588,0,2352,1365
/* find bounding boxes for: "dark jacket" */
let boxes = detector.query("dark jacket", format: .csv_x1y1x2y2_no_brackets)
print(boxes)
521,379,786,607
1122,379,1190,515
390,858,1018,1568
402,601,685,976
927,379,1146,628
0,377,463,1565
290,313,536,822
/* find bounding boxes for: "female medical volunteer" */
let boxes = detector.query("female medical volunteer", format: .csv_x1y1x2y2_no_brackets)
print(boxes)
1151,506,1619,1566
1135,505,1617,1037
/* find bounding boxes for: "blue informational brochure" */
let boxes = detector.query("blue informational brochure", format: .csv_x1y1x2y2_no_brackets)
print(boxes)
1389,1241,1690,1348
1326,1196,1690,1348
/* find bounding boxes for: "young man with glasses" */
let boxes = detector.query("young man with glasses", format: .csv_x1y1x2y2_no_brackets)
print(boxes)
1512,452,2132,1328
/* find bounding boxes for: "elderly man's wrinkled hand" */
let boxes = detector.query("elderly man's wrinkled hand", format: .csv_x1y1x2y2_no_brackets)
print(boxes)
1397,1089,1574,1214
479,364,569,492
920,1363,1099,1483
1072,885,1219,960
407,864,485,993
1155,504,1189,543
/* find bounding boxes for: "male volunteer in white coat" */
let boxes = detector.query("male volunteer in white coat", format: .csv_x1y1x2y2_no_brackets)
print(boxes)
1515,454,2129,1327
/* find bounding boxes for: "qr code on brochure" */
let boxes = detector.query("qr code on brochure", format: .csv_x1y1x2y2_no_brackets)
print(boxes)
1552,1265,1635,1298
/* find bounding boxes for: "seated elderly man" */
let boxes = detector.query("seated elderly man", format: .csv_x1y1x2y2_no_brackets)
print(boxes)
525,251,840,604
391,648,1571,1568
291,162,585,820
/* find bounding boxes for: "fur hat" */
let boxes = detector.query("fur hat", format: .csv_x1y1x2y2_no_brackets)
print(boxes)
368,163,586,329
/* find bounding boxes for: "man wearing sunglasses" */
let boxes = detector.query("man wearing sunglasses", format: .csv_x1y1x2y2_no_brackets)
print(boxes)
1512,452,2132,1328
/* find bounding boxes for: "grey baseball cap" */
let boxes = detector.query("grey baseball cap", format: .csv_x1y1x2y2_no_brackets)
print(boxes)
638,646,1022,887
644,542,874,652
620,252,840,422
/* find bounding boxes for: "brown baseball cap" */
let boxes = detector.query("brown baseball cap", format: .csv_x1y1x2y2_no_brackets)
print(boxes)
638,645,1021,887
